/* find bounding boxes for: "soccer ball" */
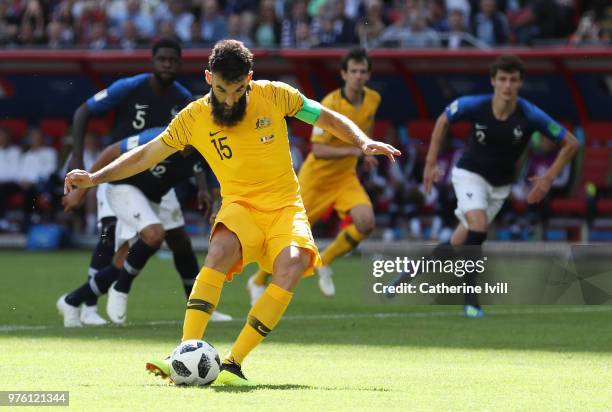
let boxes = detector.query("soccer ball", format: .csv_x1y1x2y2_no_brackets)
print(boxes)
169,340,221,386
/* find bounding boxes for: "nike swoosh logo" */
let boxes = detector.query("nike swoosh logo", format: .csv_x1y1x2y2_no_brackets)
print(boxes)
475,124,487,129
209,130,222,136
135,104,149,109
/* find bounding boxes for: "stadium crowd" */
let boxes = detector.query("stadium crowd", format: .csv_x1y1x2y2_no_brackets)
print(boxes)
0,0,610,50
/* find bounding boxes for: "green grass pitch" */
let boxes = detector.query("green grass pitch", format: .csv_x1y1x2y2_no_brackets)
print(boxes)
1,250,611,411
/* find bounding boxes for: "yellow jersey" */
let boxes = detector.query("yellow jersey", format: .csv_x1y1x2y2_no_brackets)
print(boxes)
160,80,305,212
299,86,380,183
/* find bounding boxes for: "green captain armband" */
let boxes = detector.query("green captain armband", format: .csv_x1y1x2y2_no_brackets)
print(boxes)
294,94,322,125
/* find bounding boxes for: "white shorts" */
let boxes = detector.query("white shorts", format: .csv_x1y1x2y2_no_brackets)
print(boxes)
451,167,511,227
96,183,115,221
106,184,185,250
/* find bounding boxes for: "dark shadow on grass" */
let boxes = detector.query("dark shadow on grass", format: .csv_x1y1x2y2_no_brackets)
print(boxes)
209,384,390,393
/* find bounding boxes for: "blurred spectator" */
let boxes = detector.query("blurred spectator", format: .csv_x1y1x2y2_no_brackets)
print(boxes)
47,21,72,48
0,0,19,45
199,0,228,46
166,0,195,42
442,8,472,48
428,0,450,32
119,20,144,50
357,0,387,48
0,127,22,228
570,9,610,45
280,0,311,48
253,0,281,47
226,13,254,47
313,0,358,46
225,0,258,15
379,0,440,47
87,21,109,49
446,0,471,26
18,128,58,229
106,0,155,41
19,0,45,44
470,0,510,45
157,20,179,41
294,19,317,48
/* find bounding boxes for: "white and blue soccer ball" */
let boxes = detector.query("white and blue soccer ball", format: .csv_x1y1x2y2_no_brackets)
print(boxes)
169,340,221,386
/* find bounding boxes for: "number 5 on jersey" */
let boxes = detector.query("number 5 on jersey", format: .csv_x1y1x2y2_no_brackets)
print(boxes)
211,136,233,160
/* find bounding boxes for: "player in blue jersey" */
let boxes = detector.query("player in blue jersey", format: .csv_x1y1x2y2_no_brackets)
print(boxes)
389,55,579,317
58,127,231,326
65,38,200,325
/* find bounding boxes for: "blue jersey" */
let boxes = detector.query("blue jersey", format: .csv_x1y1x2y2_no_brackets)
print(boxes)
86,73,192,143
111,128,205,203
445,94,567,186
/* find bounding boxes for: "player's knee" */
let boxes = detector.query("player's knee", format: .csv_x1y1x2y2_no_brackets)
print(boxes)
354,213,375,235
140,224,165,249
206,232,241,268
274,256,307,290
465,212,488,232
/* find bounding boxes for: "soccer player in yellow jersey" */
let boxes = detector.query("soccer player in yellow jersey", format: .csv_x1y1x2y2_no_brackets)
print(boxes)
249,47,380,300
64,40,400,386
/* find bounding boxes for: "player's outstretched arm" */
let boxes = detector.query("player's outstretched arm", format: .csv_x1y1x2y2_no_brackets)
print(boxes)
527,131,579,204
64,137,177,194
315,106,400,161
423,112,450,195
62,142,122,211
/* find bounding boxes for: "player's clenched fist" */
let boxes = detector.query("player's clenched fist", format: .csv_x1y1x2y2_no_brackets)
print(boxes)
64,169,95,194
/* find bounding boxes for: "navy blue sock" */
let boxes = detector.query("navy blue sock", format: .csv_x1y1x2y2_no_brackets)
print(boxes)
113,240,159,293
65,265,120,306
172,250,199,298
85,218,116,306
462,230,487,307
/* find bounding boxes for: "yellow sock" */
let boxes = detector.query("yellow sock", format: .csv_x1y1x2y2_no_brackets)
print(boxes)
182,267,225,341
227,283,292,365
251,269,271,286
321,224,366,266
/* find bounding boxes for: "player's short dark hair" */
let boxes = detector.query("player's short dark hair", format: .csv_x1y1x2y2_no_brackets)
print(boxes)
490,55,524,79
208,40,253,83
152,38,182,57
341,47,372,72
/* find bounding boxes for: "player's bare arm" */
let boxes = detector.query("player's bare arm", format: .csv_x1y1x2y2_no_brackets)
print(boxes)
311,142,362,159
65,137,177,194
62,142,122,211
527,131,579,204
423,112,450,195
68,103,92,170
315,105,400,161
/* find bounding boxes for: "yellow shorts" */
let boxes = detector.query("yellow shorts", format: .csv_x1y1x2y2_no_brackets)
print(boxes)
300,174,372,223
211,202,321,281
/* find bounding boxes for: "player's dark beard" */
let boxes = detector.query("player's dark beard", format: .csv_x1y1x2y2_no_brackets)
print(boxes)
210,91,247,127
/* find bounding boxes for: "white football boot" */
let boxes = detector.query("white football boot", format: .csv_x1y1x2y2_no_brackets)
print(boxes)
210,311,233,322
80,304,108,326
56,294,82,328
106,282,128,325
317,265,335,297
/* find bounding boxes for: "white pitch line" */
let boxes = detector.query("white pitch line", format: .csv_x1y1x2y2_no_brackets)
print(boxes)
0,306,610,334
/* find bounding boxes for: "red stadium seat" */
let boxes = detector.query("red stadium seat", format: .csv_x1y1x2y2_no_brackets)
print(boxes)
596,199,612,215
289,119,313,139
373,120,392,140
407,119,435,143
581,147,611,187
551,197,587,215
40,118,69,139
583,122,612,146
0,118,28,140
450,121,471,140
87,118,111,136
